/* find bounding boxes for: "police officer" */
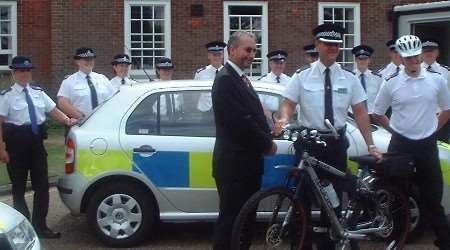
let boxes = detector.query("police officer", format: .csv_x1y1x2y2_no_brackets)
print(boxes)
258,50,291,85
303,44,319,65
57,47,115,120
0,56,77,238
373,35,450,250
421,38,450,142
352,45,382,114
195,41,227,112
152,57,182,115
376,39,404,80
274,23,382,250
110,54,136,92
154,57,174,81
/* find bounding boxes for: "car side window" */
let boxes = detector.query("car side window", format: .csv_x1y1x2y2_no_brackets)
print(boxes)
125,90,216,137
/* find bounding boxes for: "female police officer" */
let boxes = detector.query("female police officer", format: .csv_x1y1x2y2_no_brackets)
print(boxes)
0,56,77,238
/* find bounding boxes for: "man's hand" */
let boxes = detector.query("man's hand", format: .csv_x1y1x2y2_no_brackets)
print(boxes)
0,148,9,164
66,118,78,126
267,141,277,155
368,145,383,162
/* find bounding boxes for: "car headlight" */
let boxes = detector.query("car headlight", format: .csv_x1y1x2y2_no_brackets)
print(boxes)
6,219,38,250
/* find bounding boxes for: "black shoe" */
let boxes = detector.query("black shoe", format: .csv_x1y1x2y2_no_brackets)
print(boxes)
36,228,61,239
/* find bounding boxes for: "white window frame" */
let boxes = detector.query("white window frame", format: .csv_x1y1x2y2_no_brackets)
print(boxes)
0,1,16,71
318,2,360,69
124,0,171,77
223,1,268,79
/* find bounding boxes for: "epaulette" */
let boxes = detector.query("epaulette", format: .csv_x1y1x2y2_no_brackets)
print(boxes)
385,72,399,81
370,71,382,78
0,87,12,95
375,65,387,74
441,64,450,71
342,67,355,75
64,74,70,79
257,74,267,80
295,64,311,74
30,83,44,91
195,66,207,74
427,67,441,74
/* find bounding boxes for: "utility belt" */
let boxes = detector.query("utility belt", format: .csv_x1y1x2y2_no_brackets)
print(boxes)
302,125,347,140
2,123,48,141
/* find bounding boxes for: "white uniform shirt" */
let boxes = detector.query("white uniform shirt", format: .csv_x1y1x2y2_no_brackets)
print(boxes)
110,76,137,92
152,93,183,116
258,72,291,111
377,62,404,80
57,71,115,116
355,69,382,114
195,64,223,112
373,69,450,140
0,83,56,125
283,61,367,130
421,61,450,87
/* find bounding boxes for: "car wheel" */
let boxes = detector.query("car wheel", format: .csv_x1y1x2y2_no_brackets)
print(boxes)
87,182,157,247
406,187,426,243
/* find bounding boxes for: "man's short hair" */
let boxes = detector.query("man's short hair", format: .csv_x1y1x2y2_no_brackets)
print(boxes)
227,31,256,54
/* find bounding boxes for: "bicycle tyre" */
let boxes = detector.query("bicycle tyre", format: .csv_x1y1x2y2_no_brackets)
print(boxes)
230,187,309,250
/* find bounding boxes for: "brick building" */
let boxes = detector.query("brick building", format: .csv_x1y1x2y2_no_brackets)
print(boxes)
1,0,449,95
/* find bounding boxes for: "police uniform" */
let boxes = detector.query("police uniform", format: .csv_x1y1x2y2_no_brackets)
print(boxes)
373,66,450,249
302,44,319,66
57,48,115,116
0,56,60,238
420,39,450,86
376,40,404,80
152,57,183,115
352,45,382,114
110,54,137,92
195,41,227,112
283,24,367,250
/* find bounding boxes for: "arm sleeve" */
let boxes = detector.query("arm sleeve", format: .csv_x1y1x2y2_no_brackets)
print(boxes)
437,75,450,111
57,79,71,98
0,95,8,117
372,81,392,115
43,92,56,113
351,76,367,105
213,75,273,154
282,73,301,103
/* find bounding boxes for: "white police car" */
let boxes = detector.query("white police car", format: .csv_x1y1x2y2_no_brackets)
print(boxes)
57,80,450,247
0,202,40,250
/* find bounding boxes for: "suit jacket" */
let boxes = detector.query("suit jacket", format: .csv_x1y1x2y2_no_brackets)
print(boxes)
212,62,273,180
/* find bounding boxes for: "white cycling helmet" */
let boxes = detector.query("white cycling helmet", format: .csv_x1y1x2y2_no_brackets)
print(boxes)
395,35,422,57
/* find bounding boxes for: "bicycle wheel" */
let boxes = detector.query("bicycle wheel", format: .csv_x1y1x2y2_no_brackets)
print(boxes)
231,187,309,250
352,184,410,250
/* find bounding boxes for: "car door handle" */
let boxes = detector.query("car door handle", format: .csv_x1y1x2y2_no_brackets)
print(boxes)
133,145,156,153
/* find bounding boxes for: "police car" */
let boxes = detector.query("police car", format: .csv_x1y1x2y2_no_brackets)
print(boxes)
0,202,40,250
57,80,450,247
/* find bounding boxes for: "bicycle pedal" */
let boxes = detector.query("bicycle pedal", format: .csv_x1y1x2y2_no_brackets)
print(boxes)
313,226,329,233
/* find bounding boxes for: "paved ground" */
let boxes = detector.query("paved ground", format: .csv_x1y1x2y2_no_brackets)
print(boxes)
0,187,440,249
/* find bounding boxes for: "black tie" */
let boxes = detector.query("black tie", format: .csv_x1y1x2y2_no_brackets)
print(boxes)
216,69,219,75
360,73,368,109
427,65,432,71
276,75,280,83
121,78,125,85
86,75,98,109
324,68,334,125
395,66,400,74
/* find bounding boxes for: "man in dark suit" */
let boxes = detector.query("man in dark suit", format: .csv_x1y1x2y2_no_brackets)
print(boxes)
211,31,277,250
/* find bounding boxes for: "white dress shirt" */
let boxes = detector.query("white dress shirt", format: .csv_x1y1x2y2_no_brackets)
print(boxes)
257,72,291,111
57,71,115,116
421,61,450,87
258,72,291,86
355,69,382,114
110,76,137,92
0,83,56,125
373,69,450,140
283,60,367,130
195,65,223,112
377,62,404,80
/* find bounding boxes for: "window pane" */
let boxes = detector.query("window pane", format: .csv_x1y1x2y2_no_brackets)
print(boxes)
131,42,141,49
334,8,343,20
131,6,141,19
1,21,10,34
142,20,153,33
0,7,9,20
131,35,141,42
324,8,333,20
126,93,158,135
154,20,164,33
155,35,164,42
143,42,153,48
143,50,153,56
0,54,9,66
154,6,164,19
143,57,152,69
131,50,141,57
154,50,165,57
343,49,353,63
253,31,262,44
143,35,152,42
344,22,354,34
344,34,354,48
1,36,10,49
345,8,354,21
142,6,152,19
230,17,239,30
154,42,164,48
229,6,262,15
251,17,261,30
131,57,141,69
241,17,250,30
131,20,141,33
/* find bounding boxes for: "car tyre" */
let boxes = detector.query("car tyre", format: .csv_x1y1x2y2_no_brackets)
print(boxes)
87,182,157,247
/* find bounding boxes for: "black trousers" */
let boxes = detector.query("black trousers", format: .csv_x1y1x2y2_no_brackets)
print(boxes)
4,124,49,230
388,131,450,249
297,133,349,250
437,121,450,143
213,176,261,250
